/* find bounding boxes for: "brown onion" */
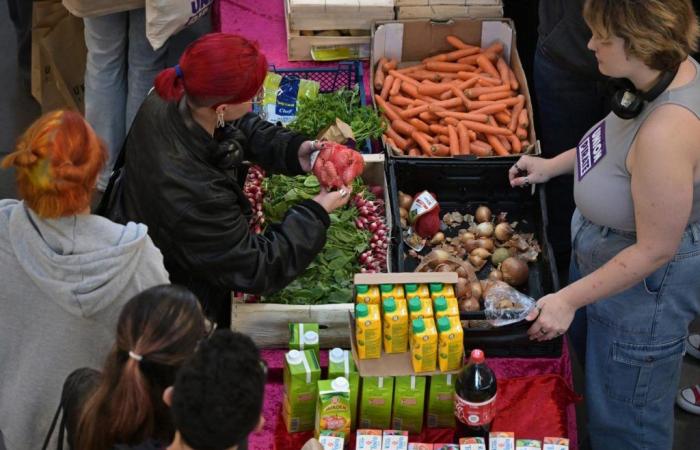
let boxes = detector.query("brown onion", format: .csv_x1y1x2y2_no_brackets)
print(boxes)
476,222,494,238
468,254,487,271
477,238,495,252
470,248,492,259
471,281,483,300
460,298,481,312
455,277,469,298
501,257,529,286
400,208,408,220
488,269,503,281
456,266,469,278
430,232,446,245
399,192,413,210
494,222,514,242
475,206,492,223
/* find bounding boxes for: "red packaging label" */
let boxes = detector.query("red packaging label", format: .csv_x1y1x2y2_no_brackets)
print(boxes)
454,393,497,426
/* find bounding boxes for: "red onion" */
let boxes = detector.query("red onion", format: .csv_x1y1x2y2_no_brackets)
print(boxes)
242,165,266,233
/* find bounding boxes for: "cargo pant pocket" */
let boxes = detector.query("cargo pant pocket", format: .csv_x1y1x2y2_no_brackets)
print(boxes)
605,337,685,407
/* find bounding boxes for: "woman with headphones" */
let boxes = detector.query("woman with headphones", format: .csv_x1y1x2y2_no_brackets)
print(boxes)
510,0,700,448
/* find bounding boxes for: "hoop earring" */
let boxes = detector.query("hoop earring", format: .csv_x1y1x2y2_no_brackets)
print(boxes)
216,110,225,129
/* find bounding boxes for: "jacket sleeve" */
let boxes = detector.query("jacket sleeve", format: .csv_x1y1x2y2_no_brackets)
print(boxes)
168,195,330,296
233,113,309,176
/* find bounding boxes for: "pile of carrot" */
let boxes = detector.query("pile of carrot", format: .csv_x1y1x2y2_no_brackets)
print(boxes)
373,35,531,157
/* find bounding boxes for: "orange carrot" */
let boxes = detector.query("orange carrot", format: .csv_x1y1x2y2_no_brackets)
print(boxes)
494,111,511,125
478,91,515,101
472,103,508,115
375,95,401,122
408,148,422,157
419,111,439,122
468,130,477,141
426,61,477,73
439,90,454,101
417,83,452,96
388,70,421,86
380,74,394,99
471,140,493,156
425,97,464,109
496,58,510,87
385,126,408,149
476,54,501,80
389,95,413,107
396,63,426,74
374,58,388,90
400,103,430,119
509,95,526,132
466,84,511,99
412,131,436,156
467,97,522,110
508,134,522,154
409,118,431,134
434,110,489,123
482,42,504,55
438,134,450,145
516,127,528,140
433,144,450,157
445,47,481,61
498,135,512,152
443,116,459,127
446,35,475,50
389,77,402,96
518,108,529,128
392,118,416,136
476,76,503,87
450,85,470,109
448,124,460,156
487,133,510,156
508,67,519,91
459,120,512,135
384,59,398,71
400,82,420,98
429,124,449,135
457,122,470,155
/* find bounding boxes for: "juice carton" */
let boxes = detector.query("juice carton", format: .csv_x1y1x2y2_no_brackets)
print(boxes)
433,296,459,320
429,283,455,300
489,432,515,450
459,438,486,450
356,429,382,450
411,317,438,373
328,348,360,428
542,438,569,450
427,374,456,428
356,304,381,359
434,445,459,450
516,440,542,450
405,283,430,299
289,323,320,360
383,297,409,354
437,316,464,372
283,349,321,432
408,444,433,450
382,430,408,450
356,284,381,305
316,377,352,438
359,376,394,430
380,284,405,301
319,431,345,450
391,376,426,434
408,296,434,322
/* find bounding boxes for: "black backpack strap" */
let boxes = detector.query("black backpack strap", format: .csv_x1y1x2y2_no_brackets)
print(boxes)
41,400,63,450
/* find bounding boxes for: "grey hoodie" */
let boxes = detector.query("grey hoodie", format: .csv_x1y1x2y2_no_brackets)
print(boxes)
0,199,169,450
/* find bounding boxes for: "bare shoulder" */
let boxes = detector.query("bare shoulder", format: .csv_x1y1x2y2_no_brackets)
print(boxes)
632,103,700,166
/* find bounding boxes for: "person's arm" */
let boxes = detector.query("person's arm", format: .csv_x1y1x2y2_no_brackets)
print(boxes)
528,106,698,340
508,147,577,187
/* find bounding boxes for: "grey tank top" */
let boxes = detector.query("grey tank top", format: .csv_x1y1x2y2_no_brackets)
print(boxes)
574,58,700,232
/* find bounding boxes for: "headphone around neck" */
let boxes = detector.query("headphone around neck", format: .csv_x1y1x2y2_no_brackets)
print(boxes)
609,65,680,120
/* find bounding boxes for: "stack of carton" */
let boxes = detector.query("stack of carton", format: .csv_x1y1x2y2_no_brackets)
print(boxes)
395,0,503,20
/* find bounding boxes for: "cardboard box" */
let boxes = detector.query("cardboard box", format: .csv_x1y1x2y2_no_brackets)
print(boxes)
359,376,395,429
382,430,409,449
434,445,460,450
371,18,538,159
409,445,434,450
391,376,427,433
489,432,515,450
427,374,456,428
356,429,383,449
459,438,486,450
516,440,542,450
542,438,569,450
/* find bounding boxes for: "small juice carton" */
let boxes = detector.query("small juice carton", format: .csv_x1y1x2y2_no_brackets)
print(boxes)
289,323,320,360
429,283,455,300
359,376,394,430
411,317,438,373
489,432,515,450
408,296,434,322
542,438,569,450
391,376,426,434
437,316,464,372
383,297,409,354
516,439,542,450
459,437,486,450
408,444,434,450
380,283,405,301
382,430,408,450
356,284,381,305
356,304,381,359
433,296,460,320
427,374,456,428
316,377,352,438
404,283,431,299
283,349,321,432
319,430,345,450
328,348,360,428
434,445,459,450
356,429,382,450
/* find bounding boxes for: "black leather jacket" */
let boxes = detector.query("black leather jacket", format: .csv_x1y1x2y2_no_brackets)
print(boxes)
98,93,330,324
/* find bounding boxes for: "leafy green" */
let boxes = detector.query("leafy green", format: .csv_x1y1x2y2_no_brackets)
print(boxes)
287,87,385,147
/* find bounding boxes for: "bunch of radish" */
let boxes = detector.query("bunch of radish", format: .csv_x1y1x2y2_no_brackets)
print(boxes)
243,165,266,234
354,188,388,273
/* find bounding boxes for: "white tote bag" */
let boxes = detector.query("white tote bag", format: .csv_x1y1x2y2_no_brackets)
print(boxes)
145,0,213,50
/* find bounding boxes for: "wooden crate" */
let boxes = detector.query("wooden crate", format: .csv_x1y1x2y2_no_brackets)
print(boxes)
231,154,392,348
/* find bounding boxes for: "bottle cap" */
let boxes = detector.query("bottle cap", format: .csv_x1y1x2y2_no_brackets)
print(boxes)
408,297,422,312
405,283,418,293
470,349,485,364
437,316,451,332
434,296,447,311
380,284,394,293
286,350,303,365
412,318,426,334
383,297,396,313
331,376,350,391
329,348,345,363
356,284,369,294
303,331,318,345
429,283,444,293
356,303,369,318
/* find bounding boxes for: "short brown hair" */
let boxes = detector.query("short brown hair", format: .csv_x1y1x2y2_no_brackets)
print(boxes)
584,0,700,71
1,110,107,218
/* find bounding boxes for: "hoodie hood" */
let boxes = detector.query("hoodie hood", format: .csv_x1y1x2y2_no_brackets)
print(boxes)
1,199,154,318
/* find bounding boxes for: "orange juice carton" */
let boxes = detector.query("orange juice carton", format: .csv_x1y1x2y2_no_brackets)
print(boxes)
429,283,455,300
489,432,515,450
382,430,408,450
405,283,430,299
437,316,464,372
383,297,409,354
408,296,434,322
356,284,381,305
542,438,569,450
356,303,381,359
411,317,437,373
433,296,459,320
516,440,542,450
356,429,382,450
380,284,405,301
459,437,486,450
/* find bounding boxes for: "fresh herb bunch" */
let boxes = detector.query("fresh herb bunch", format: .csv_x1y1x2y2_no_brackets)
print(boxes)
261,174,373,304
287,87,385,146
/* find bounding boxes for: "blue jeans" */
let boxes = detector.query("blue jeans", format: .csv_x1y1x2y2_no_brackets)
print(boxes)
569,209,700,449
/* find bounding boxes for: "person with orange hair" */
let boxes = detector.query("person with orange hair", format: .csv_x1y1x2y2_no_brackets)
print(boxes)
0,110,169,450
99,33,351,326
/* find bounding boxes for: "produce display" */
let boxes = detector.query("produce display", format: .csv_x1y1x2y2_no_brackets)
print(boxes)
373,35,531,157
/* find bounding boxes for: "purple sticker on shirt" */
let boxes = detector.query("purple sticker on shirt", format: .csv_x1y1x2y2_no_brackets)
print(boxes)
577,121,607,180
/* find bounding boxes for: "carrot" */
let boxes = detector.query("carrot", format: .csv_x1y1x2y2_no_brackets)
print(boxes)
417,83,452,96
400,82,420,98
396,64,426,74
384,59,398,71
446,35,475,50
389,77,402,96
498,135,512,152
487,133,510,156
434,110,489,123
445,47,481,61
466,84,511,99
472,103,508,115
439,90,454,101
429,124,449,135
467,97,522,110
509,95,525,132
459,120,512,135
419,111,439,122
482,42,504,55
476,76,503,87
408,148,422,157
388,70,421,86
392,118,416,136
516,127,528,140
400,103,430,119
443,116,459,127
432,144,450,157
450,85,470,109
456,70,479,80
508,134,522,154
425,97,463,110
457,54,480,66
412,131,436,156
476,54,501,80
380,74,395,100
385,126,408,149
448,124,460,156
508,67,519,91
468,130,477,141
374,58,388,90
457,122,470,155
494,111,511,125
496,58,510,86
389,95,413,107
409,118,431,134
426,61,477,73
438,134,450,145
478,91,515,101
375,95,401,122
518,108,529,128
471,140,493,156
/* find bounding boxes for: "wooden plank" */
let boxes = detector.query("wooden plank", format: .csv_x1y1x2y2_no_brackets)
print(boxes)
354,272,457,285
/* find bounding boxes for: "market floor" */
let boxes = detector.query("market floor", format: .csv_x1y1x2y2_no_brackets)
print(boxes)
1,4,700,449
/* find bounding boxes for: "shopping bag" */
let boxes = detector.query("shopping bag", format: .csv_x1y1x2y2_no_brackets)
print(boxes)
31,0,65,105
61,0,144,18
145,0,213,50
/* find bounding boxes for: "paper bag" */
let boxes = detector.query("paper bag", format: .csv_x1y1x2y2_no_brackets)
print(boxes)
31,0,65,104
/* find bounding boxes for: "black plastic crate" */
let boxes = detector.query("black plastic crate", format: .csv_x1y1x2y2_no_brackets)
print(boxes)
387,158,562,357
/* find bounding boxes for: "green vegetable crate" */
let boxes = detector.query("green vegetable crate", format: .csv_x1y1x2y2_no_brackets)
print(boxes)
231,154,393,349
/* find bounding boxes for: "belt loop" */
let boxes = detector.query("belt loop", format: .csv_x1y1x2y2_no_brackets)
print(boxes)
690,223,700,243
601,226,610,237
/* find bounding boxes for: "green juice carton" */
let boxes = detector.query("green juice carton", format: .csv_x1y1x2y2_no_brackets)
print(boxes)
328,348,360,429
289,323,320,360
359,376,394,430
283,349,321,432
391,376,427,434
427,374,456,428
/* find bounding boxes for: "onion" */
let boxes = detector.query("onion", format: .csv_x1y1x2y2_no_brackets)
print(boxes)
435,263,453,273
470,248,492,259
430,232,446,245
400,208,408,220
488,269,503,281
475,206,492,223
501,257,529,286
491,247,510,266
455,277,469,298
468,253,487,271
470,281,483,300
476,222,494,238
459,232,476,243
430,249,451,265
477,238,495,252
494,223,514,242
460,298,480,312
399,192,413,210
463,239,480,253
456,266,469,278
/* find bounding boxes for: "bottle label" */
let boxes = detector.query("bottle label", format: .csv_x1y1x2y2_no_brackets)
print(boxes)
454,393,497,427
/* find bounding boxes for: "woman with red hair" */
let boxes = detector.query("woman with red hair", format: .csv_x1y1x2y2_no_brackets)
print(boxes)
0,110,169,450
99,33,350,326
